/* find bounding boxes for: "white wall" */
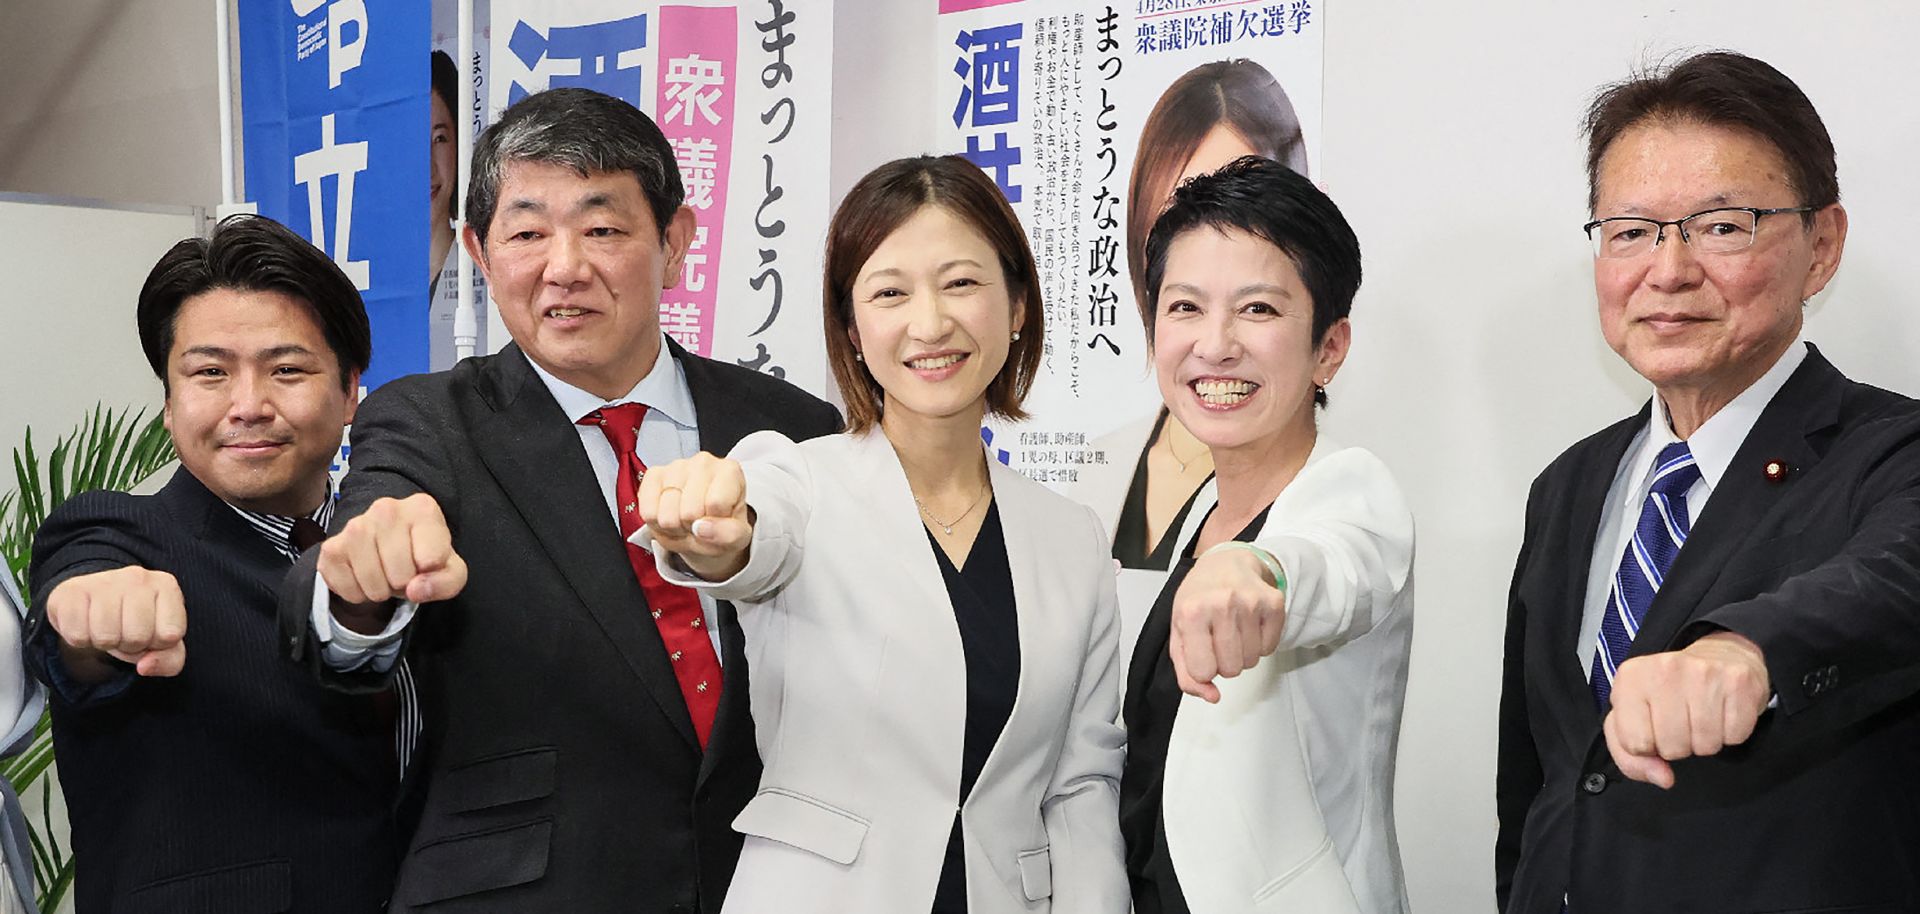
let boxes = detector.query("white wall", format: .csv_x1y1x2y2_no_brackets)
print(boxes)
0,196,196,482
5,3,1920,913
0,0,223,209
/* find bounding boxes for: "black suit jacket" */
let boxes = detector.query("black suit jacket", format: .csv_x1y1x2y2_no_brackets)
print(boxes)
280,340,840,912
26,469,400,914
1495,346,1920,913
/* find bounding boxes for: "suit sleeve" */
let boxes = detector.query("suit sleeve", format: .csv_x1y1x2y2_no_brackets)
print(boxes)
1493,473,1547,913
280,382,457,693
1251,448,1415,651
1041,506,1130,912
641,430,812,605
1686,414,1920,727
25,491,162,708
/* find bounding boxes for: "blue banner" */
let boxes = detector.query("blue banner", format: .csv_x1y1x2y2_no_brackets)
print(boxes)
240,0,430,391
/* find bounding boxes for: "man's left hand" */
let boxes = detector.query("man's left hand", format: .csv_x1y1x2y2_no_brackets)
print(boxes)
1603,631,1771,789
1169,546,1287,703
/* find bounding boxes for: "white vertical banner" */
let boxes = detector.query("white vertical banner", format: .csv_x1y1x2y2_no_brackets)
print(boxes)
488,0,833,393
934,0,1324,486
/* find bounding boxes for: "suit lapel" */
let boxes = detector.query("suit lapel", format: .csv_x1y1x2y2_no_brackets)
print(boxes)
1537,412,1644,751
162,469,296,603
469,345,698,752
973,457,1041,790
673,338,768,457
1630,348,1843,657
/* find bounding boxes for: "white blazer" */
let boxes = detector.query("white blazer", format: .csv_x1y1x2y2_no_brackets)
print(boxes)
642,429,1130,914
1156,437,1415,914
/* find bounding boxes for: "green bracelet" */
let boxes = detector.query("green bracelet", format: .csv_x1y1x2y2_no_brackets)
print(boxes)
1204,541,1288,593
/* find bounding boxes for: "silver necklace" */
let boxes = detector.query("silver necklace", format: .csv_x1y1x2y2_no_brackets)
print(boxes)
1163,426,1207,473
913,477,990,535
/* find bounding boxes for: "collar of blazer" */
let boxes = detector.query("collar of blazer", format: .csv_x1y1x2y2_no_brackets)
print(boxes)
160,466,300,577
832,428,1060,789
1548,344,1845,741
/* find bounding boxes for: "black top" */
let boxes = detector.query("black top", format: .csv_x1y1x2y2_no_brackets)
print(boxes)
928,502,1019,914
1120,503,1272,914
1112,410,1208,571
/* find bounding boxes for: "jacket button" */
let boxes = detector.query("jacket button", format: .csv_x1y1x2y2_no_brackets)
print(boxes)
1581,772,1608,795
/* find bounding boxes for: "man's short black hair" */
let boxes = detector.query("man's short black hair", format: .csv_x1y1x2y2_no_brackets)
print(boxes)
137,214,372,392
1142,155,1361,343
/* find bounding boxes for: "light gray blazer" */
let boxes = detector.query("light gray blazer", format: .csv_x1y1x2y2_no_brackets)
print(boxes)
642,429,1129,914
0,571,44,914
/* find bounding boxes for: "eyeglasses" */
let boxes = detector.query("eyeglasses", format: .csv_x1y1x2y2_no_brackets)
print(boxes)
1582,206,1816,259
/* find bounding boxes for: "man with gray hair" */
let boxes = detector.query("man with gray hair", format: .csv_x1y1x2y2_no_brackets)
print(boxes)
280,87,840,912
1496,51,1920,912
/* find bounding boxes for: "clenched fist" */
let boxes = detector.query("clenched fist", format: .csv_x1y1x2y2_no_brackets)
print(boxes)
1170,544,1288,703
1603,631,1771,789
318,493,468,623
636,452,753,581
46,566,188,680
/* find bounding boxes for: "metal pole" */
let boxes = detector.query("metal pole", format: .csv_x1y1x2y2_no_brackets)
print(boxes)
452,0,479,360
215,0,237,208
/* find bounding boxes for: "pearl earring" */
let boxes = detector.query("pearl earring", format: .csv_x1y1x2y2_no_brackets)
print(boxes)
1011,331,1021,341
855,352,864,362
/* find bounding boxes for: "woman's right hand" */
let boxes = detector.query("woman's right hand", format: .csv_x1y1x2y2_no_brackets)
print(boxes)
637,452,754,581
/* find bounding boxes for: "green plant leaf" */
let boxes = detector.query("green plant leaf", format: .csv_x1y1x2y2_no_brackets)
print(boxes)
0,404,174,903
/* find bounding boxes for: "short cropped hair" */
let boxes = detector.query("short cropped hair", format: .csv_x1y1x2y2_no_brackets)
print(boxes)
1128,59,1309,307
822,156,1044,433
136,214,372,392
1584,51,1838,222
466,87,684,244
1141,156,1360,406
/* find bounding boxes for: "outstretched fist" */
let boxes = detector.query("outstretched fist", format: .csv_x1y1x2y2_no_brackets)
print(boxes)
318,492,468,608
637,452,753,580
46,566,188,679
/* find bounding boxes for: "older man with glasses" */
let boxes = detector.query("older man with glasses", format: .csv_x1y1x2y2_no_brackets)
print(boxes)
1495,51,1920,913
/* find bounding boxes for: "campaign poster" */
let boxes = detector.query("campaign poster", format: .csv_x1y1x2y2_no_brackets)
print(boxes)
239,0,433,391
935,0,1324,491
489,0,834,392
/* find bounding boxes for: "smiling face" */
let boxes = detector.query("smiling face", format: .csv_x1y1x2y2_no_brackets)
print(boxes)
430,92,456,225
163,288,357,516
1153,226,1347,453
850,205,1024,427
1593,120,1845,401
467,160,695,399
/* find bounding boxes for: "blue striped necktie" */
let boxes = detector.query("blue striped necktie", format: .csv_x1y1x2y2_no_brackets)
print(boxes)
1591,441,1702,708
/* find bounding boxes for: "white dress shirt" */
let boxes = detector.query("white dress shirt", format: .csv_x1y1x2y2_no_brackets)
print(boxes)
1576,337,1809,673
314,336,724,666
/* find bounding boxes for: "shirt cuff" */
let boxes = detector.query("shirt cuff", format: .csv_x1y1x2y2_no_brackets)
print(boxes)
309,573,415,673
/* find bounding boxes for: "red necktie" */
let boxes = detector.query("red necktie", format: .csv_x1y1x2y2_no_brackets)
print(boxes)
579,403,722,749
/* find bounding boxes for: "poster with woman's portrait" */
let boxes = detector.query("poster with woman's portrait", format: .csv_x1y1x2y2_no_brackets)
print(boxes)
936,0,1323,654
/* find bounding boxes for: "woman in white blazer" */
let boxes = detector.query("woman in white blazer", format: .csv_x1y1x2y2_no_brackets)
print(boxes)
634,156,1129,914
1119,156,1415,914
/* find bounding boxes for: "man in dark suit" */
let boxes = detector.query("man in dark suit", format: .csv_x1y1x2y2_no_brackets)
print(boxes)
27,214,402,912
280,87,840,912
1496,51,1920,912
